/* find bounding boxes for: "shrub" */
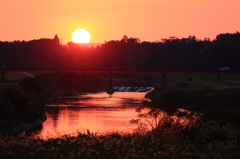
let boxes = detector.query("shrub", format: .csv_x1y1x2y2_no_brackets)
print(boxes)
130,105,199,140
0,87,45,123
147,81,240,109
19,77,44,93
201,107,240,126
1,88,30,111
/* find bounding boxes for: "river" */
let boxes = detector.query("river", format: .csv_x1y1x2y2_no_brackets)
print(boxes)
37,92,150,138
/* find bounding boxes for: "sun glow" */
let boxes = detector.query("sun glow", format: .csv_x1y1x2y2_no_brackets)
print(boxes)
72,29,91,43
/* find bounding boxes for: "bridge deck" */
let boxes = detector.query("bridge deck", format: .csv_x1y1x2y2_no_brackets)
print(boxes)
1,68,240,75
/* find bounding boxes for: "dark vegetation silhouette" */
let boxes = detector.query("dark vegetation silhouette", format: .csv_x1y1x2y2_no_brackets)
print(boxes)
0,86,45,124
1,32,240,71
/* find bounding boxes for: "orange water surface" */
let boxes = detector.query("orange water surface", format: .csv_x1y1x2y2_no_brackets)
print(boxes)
38,92,150,138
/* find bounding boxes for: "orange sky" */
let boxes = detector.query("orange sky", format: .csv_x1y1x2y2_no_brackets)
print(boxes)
1,0,240,44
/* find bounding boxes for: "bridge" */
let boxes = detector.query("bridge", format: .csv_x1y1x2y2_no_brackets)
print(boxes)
1,68,240,81
1,68,240,94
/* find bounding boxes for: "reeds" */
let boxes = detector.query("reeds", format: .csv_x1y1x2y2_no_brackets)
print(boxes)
1,120,240,159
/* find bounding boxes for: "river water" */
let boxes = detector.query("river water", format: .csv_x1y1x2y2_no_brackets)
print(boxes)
37,92,150,138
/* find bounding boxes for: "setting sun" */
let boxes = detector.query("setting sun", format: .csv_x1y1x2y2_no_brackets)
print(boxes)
72,29,91,43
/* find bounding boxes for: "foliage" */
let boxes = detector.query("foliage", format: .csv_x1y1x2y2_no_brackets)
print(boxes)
1,122,240,159
201,107,240,126
183,120,240,156
0,87,45,123
19,77,44,93
1,32,240,71
130,104,199,140
145,80,240,128
147,80,240,109
1,88,30,112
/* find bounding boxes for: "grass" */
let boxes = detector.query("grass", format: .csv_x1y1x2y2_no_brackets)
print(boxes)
0,120,240,159
147,80,240,109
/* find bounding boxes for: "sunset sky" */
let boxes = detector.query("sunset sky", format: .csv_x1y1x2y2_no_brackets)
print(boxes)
1,0,240,44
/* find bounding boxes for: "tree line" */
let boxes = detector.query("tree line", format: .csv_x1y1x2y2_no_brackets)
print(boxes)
1,32,240,71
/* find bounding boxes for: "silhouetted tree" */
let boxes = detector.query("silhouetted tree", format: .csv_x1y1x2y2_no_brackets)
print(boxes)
120,35,128,43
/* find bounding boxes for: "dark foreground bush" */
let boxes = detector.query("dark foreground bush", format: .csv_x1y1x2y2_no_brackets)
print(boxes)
0,87,45,124
19,78,44,93
201,107,240,126
0,124,240,159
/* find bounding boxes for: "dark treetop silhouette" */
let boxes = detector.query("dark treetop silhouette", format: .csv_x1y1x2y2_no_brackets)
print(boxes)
0,32,240,71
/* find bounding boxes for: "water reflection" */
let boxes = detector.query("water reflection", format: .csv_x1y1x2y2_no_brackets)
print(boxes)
38,92,149,137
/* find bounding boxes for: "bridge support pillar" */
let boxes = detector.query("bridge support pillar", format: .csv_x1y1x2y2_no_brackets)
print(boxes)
162,73,166,83
0,72,6,82
106,71,114,95
217,74,221,82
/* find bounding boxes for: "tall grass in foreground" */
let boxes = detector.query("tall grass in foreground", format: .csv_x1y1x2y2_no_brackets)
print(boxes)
1,120,240,159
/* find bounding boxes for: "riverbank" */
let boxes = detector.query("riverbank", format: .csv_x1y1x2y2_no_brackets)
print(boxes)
0,113,47,136
144,80,240,129
0,80,47,136
145,80,240,109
